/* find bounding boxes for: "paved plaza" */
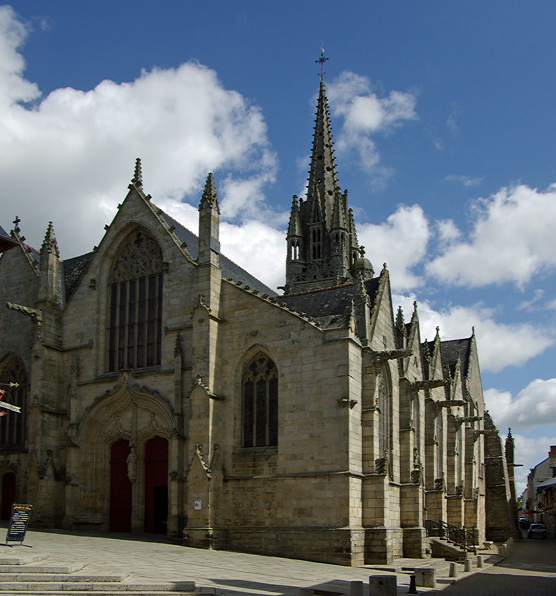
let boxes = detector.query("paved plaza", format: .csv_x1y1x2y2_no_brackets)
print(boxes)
0,526,504,595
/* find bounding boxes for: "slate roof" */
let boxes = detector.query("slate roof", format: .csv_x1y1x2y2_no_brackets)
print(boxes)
59,206,276,302
63,252,95,300
0,225,18,252
537,476,556,491
274,278,380,328
440,337,472,377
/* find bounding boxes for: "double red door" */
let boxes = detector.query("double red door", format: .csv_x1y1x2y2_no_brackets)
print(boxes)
109,437,168,533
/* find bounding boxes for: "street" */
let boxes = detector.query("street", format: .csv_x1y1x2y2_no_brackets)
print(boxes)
431,536,556,595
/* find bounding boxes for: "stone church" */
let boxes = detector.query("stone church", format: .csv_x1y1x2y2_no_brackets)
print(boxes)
0,76,513,565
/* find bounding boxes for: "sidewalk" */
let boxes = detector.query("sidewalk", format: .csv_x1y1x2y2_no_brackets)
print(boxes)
0,527,504,595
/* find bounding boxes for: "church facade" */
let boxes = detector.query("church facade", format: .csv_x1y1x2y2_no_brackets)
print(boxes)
0,78,512,565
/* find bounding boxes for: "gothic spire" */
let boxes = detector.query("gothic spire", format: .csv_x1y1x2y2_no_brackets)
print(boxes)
131,158,142,187
284,54,367,294
200,172,220,213
306,77,340,228
331,190,348,229
287,195,302,237
396,306,405,331
41,222,59,257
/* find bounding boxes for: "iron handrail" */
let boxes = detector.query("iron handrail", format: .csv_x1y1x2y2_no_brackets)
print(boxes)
425,519,478,550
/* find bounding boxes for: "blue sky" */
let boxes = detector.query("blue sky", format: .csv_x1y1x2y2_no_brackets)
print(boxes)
1,1,556,491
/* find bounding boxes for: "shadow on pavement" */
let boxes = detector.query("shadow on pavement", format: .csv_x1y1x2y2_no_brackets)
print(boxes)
430,571,556,596
209,578,362,596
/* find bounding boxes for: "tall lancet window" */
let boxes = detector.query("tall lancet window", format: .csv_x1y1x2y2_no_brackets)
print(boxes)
108,230,164,372
0,355,28,448
242,352,278,448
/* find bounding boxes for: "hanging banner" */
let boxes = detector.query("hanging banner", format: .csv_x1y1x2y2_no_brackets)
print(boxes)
6,503,32,544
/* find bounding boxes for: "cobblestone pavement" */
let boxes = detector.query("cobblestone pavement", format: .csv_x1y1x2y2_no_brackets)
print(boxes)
0,527,504,596
430,537,556,596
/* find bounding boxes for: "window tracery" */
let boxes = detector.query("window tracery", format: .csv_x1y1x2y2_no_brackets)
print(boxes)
242,352,278,448
108,230,164,372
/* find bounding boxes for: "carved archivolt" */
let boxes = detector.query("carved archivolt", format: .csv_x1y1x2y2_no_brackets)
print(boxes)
77,372,174,446
67,372,175,522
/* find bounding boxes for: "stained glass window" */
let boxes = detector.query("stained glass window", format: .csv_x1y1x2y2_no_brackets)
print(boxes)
242,353,278,447
108,231,164,371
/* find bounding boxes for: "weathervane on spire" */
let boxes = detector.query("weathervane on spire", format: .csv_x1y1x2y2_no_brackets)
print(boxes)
316,47,329,81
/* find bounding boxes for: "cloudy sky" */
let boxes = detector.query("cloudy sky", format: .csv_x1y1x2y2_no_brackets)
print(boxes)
1,1,556,492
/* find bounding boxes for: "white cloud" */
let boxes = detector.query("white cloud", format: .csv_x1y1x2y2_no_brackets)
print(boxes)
518,289,545,312
393,293,554,372
0,7,277,259
220,220,285,290
485,379,556,432
436,219,462,246
427,184,556,288
358,204,429,291
0,6,39,107
327,71,416,174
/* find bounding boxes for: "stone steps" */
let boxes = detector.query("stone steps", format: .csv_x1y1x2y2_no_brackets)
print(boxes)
0,552,201,595
0,554,50,565
0,581,196,591
429,536,468,561
0,593,194,596
0,572,129,581
0,563,86,573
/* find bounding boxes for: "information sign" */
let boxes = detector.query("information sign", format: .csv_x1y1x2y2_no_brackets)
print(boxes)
6,503,32,545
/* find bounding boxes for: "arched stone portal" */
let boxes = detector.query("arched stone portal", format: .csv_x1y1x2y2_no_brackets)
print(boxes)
67,374,175,533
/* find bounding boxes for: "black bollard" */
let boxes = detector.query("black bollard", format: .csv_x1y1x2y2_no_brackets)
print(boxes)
408,574,418,594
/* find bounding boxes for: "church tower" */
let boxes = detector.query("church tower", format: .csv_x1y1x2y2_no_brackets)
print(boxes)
284,53,371,294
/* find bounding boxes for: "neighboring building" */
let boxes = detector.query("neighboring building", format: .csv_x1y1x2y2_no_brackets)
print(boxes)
0,73,511,565
525,446,556,528
537,476,556,537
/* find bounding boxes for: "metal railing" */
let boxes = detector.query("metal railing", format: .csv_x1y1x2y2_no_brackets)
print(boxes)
425,519,478,550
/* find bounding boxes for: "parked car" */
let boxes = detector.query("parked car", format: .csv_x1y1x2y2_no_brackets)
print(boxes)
519,517,529,529
527,523,548,539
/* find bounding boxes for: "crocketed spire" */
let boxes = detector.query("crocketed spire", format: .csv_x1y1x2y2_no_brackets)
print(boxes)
200,172,220,213
131,158,143,187
284,54,365,294
40,222,59,257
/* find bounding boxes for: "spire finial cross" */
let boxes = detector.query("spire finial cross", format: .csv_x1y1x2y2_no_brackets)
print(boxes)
316,47,329,81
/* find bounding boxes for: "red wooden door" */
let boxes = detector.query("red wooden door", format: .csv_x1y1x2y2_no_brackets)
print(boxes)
144,437,168,533
1,473,15,520
109,439,132,532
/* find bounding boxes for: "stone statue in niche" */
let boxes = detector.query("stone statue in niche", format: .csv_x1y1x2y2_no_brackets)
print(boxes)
126,445,137,482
